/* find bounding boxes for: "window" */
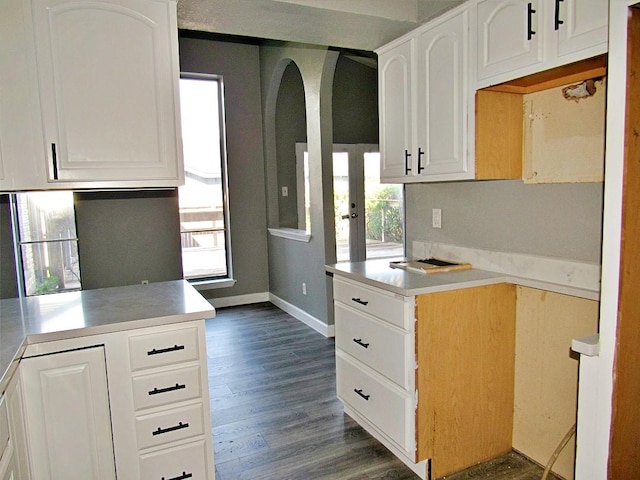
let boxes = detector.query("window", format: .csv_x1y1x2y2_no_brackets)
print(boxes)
178,74,232,281
10,191,81,296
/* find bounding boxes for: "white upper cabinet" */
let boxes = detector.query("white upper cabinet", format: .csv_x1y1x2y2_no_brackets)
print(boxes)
378,4,473,183
476,0,544,81
416,9,470,177
0,0,184,191
378,40,413,179
476,0,608,87
555,0,609,59
32,0,184,186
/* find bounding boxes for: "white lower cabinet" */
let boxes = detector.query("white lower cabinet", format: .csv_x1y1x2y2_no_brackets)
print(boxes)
20,346,116,480
333,275,517,479
14,320,214,480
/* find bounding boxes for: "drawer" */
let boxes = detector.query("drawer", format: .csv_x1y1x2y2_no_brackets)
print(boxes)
336,352,413,452
129,326,200,371
0,396,8,463
333,277,413,329
132,365,202,411
139,439,209,480
135,402,205,450
335,303,412,389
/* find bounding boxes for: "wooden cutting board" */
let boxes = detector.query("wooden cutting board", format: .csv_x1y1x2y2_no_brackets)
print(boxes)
390,258,472,274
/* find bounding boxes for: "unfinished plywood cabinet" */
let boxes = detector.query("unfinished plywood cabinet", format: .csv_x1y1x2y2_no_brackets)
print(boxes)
476,55,607,183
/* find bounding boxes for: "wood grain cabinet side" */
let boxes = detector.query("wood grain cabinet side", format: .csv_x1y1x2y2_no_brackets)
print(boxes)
415,283,517,478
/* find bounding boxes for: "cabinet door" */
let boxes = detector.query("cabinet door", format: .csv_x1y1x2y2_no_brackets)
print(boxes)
477,0,544,81
0,0,47,191
20,346,116,480
378,39,414,181
555,0,608,59
416,9,470,177
5,374,31,480
31,0,183,185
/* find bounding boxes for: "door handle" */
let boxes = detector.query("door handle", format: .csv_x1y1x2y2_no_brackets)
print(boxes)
554,0,564,30
341,214,350,219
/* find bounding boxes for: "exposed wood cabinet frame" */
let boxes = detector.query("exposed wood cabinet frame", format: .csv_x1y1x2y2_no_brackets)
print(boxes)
608,5,640,478
415,283,516,478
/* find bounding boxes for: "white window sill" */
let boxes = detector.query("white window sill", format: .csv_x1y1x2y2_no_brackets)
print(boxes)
268,228,311,242
189,278,237,290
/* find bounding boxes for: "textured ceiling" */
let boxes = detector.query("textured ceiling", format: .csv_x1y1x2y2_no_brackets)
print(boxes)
177,0,465,51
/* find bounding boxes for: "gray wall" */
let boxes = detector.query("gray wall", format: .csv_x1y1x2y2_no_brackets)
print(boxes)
276,62,306,229
406,180,604,263
179,31,269,300
262,47,378,326
74,190,183,289
0,195,18,299
332,55,378,144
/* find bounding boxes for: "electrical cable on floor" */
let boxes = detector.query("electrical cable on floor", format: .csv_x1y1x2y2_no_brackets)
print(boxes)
541,423,577,480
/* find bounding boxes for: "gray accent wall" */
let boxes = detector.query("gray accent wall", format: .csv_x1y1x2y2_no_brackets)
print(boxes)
0,195,18,299
406,180,604,264
74,190,183,290
179,31,270,301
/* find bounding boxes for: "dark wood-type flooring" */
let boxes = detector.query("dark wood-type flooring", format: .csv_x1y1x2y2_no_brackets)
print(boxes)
206,302,560,480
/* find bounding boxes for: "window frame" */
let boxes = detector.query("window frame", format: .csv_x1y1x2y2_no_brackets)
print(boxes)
178,72,234,286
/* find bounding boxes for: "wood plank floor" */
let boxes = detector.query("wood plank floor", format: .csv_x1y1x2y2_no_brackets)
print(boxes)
205,302,559,480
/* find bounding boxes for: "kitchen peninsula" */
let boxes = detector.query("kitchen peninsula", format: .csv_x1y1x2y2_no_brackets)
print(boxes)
327,253,599,479
0,280,216,480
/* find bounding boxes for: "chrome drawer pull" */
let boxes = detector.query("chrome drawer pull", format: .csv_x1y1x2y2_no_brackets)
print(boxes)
148,383,186,396
162,472,193,480
352,338,370,349
153,421,189,436
354,388,370,401
147,344,185,356
351,297,369,306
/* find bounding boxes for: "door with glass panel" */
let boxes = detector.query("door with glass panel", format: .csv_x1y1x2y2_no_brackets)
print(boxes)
333,144,404,263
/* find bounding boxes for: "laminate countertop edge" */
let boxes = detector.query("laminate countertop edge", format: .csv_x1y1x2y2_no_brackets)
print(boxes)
0,280,216,395
326,260,600,301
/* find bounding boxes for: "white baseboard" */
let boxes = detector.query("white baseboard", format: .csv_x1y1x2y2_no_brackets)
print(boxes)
207,292,269,308
269,293,335,338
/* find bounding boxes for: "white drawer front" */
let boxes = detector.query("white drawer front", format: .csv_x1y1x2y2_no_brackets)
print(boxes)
132,365,202,411
139,439,209,480
333,277,412,329
129,326,199,371
335,304,412,389
336,352,413,452
135,403,205,450
0,396,8,461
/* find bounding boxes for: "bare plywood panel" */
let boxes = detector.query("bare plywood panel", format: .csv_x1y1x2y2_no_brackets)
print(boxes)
513,287,599,480
415,283,516,478
523,79,606,184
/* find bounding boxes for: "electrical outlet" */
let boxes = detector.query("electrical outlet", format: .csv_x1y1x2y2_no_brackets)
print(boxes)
302,282,307,295
141,279,149,285
282,186,288,197
432,208,442,229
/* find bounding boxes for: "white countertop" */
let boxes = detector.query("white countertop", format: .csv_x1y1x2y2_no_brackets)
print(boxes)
326,259,507,296
0,280,216,394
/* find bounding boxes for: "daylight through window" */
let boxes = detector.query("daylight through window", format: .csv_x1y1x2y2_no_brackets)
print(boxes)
10,191,81,296
178,74,232,280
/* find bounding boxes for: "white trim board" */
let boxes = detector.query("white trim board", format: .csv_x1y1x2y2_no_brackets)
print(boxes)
206,292,269,309
269,293,335,338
